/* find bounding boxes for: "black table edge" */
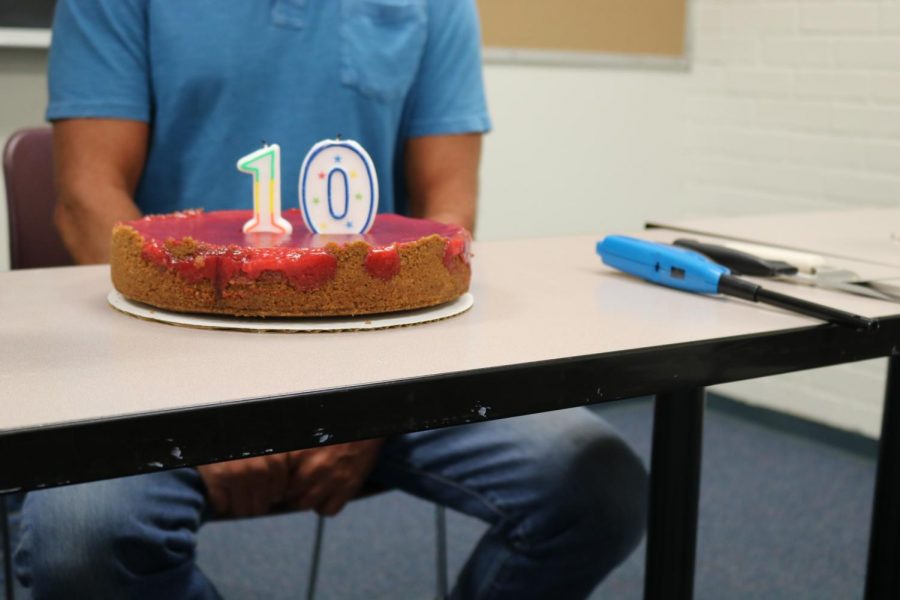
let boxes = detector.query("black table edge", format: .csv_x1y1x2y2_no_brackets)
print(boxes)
3,316,899,493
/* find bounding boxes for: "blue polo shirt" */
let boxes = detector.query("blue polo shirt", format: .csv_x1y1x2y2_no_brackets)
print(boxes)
47,0,491,216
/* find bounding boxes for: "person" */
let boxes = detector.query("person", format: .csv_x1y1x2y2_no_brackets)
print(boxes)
14,1,649,598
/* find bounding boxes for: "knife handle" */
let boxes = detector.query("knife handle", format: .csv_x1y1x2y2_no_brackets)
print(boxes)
718,240,826,274
673,239,799,277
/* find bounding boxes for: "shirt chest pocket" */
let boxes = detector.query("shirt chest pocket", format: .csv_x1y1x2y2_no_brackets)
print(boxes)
340,0,427,102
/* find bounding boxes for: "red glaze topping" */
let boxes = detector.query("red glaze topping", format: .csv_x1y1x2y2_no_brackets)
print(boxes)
443,237,470,270
365,245,401,280
128,210,470,289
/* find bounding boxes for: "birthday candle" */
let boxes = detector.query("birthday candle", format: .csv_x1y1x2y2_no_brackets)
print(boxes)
238,143,293,235
299,138,379,234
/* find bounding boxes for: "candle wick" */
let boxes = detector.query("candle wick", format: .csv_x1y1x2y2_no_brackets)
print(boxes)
335,133,343,141
261,140,268,148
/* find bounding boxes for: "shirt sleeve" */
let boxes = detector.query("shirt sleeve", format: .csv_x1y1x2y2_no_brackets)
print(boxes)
46,0,151,122
402,0,492,138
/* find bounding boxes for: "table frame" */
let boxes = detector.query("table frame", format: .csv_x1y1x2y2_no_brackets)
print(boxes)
646,217,900,599
1,500,11,600
3,315,898,599
646,388,705,599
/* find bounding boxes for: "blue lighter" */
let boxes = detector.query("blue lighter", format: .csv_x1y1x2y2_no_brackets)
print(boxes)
596,235,730,294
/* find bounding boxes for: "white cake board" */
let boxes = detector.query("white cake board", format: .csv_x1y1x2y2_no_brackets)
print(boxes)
107,290,474,333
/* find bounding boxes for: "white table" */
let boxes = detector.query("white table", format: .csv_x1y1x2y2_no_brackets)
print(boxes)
3,233,898,600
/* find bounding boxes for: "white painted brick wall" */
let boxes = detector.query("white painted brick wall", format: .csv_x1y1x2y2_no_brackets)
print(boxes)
800,4,878,33
690,0,900,437
871,73,900,102
883,4,900,33
689,0,900,218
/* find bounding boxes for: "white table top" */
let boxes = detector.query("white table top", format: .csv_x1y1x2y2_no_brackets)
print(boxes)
648,208,900,270
3,233,899,433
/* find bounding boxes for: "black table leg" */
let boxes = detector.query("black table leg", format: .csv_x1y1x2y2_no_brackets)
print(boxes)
1,495,13,600
644,387,705,600
865,354,900,600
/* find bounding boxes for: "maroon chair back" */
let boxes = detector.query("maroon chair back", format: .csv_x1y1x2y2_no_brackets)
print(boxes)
3,127,73,270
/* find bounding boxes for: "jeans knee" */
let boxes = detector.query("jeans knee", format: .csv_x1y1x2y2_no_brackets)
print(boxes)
15,470,204,595
570,430,648,563
16,484,129,591
518,414,648,568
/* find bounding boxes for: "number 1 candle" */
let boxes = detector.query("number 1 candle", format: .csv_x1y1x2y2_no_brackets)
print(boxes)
299,138,379,234
237,143,293,235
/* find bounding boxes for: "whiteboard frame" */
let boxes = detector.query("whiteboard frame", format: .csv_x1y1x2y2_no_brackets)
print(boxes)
483,47,689,71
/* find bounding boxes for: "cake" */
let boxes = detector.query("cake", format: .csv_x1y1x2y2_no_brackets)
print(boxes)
110,209,471,317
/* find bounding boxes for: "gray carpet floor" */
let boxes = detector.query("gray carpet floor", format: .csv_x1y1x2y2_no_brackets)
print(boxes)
2,396,876,599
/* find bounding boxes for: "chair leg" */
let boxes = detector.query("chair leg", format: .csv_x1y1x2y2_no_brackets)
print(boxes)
305,504,448,599
1,496,14,600
306,515,326,600
435,504,448,600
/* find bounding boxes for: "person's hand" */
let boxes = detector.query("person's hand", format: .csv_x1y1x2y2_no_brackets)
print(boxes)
198,454,292,518
284,439,385,517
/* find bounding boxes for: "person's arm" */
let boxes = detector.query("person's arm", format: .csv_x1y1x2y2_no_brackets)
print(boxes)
53,119,148,264
405,133,482,233
399,0,488,232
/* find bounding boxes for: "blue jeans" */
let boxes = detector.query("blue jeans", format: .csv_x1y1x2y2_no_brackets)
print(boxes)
15,408,647,599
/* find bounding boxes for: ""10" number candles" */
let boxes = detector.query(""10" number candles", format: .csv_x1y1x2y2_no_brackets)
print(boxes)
237,138,379,236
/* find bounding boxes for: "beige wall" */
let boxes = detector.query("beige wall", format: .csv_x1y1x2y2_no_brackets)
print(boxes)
479,65,688,240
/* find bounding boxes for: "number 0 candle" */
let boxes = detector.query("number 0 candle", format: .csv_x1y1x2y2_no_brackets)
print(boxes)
238,143,293,235
299,138,379,234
